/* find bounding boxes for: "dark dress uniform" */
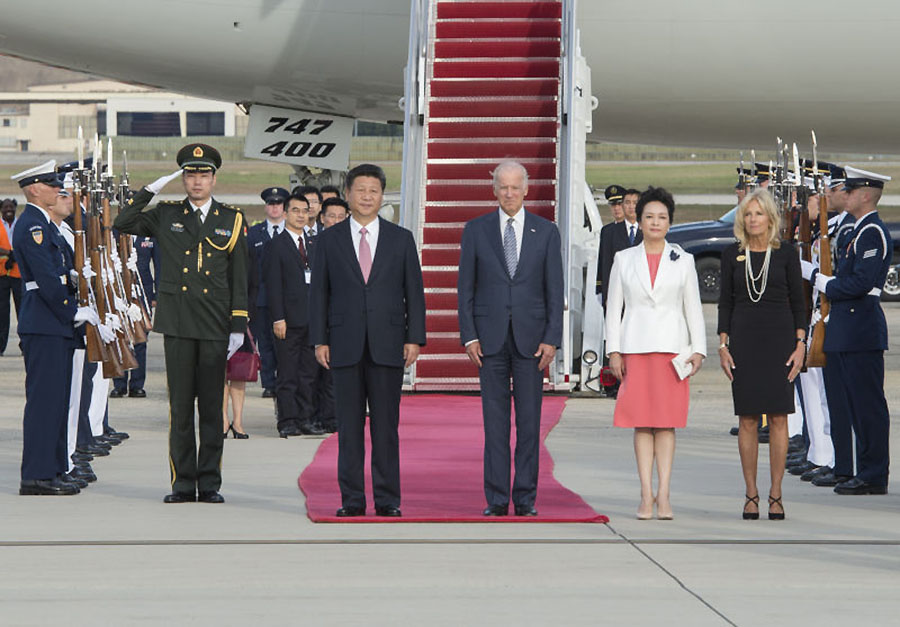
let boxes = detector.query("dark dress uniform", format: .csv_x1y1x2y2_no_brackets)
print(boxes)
112,235,158,395
114,147,248,500
819,209,893,492
247,220,279,392
15,201,78,491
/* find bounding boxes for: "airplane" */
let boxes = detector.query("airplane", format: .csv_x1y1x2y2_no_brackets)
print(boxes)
0,0,897,153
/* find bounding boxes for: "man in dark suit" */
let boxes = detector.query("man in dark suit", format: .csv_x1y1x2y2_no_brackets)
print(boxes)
596,186,642,397
247,187,288,397
264,192,324,438
115,143,248,504
457,161,564,517
309,163,426,518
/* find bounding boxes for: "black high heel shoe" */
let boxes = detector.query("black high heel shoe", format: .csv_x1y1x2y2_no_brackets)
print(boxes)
743,494,760,520
768,495,785,520
232,426,249,439
224,424,232,437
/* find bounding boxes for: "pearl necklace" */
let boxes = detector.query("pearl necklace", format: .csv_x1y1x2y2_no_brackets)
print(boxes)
744,246,772,303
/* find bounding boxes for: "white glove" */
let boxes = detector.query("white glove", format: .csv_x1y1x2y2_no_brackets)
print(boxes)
106,312,123,333
799,259,816,281
74,306,100,327
145,169,183,195
815,272,833,294
227,332,244,360
114,296,128,313
127,303,143,322
127,249,139,271
69,269,79,284
82,260,96,281
97,322,116,344
810,309,822,327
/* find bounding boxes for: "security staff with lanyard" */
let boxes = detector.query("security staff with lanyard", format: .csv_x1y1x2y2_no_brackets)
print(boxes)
115,144,248,504
802,165,893,495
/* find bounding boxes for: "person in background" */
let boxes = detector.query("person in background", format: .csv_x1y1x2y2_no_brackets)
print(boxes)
605,187,705,520
247,187,288,398
718,189,806,521
320,185,341,201
321,197,349,229
0,198,22,356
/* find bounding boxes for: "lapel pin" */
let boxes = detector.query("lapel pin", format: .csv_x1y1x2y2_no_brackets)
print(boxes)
530,228,536,232
669,250,680,261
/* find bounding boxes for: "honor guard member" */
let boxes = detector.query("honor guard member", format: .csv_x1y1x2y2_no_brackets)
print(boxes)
809,164,859,487
595,184,626,298
114,143,249,504
802,165,893,495
754,163,772,190
12,160,95,495
247,186,288,398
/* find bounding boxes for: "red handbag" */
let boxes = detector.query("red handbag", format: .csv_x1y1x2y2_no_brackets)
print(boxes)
226,328,261,382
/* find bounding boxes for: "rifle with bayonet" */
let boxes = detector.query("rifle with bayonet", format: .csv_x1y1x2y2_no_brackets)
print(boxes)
793,143,813,325
117,151,153,335
807,131,829,368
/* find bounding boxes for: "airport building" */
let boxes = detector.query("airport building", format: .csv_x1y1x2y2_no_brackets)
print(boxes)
0,79,246,153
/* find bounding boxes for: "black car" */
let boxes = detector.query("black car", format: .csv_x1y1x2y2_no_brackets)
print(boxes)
666,207,900,303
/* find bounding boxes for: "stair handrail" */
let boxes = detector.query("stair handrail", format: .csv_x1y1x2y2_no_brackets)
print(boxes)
399,0,430,237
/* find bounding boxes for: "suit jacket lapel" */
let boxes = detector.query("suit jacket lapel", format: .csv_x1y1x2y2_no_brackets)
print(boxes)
633,242,654,298
336,219,365,284
487,210,510,278
516,211,539,279
650,242,676,296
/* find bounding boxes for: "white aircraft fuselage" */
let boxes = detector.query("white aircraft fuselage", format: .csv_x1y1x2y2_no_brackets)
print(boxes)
0,0,897,152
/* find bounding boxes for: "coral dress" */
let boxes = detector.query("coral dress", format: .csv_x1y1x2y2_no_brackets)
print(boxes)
612,253,691,429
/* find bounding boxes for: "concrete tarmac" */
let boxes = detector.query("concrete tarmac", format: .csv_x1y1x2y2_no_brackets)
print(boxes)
1,303,898,626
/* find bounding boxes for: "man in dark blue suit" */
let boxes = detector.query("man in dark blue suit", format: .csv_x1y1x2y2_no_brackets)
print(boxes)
457,161,564,517
247,187,288,397
264,192,324,438
805,165,893,495
309,164,426,518
12,160,95,495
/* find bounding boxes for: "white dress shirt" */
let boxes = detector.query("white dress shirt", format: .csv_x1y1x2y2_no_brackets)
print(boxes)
267,219,285,239
189,198,213,223
57,220,75,251
624,219,638,243
349,216,379,262
498,207,524,261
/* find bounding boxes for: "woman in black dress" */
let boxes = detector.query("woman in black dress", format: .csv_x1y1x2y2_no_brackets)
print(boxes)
717,189,806,520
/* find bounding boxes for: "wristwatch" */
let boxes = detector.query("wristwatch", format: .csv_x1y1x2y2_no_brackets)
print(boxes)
718,342,728,351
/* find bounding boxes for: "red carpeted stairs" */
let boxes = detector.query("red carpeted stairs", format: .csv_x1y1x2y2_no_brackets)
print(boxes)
416,0,563,391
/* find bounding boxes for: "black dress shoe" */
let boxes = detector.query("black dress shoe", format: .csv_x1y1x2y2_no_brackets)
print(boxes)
335,506,365,517
105,427,129,440
278,424,303,438
322,418,338,434
20,478,79,496
801,465,831,482
757,426,770,444
198,491,225,503
483,505,509,516
789,461,818,476
299,421,326,436
163,492,196,503
811,470,852,487
61,473,88,489
834,477,888,495
76,444,109,457
515,505,538,516
128,388,146,398
70,466,97,483
729,426,739,436
262,388,276,398
109,388,127,398
72,452,93,463
96,434,121,446
785,453,807,466
375,505,402,517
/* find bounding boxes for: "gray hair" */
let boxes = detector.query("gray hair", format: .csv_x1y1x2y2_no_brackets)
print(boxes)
492,161,529,188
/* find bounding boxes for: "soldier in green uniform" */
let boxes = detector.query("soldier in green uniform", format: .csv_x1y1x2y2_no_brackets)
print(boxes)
114,143,248,504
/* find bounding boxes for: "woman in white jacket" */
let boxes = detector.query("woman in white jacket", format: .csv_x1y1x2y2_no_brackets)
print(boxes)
605,187,706,520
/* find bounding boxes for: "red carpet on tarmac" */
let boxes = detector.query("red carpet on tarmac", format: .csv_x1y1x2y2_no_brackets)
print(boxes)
298,395,608,523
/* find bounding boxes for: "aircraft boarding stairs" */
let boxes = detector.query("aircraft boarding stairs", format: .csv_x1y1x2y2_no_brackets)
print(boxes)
400,0,601,392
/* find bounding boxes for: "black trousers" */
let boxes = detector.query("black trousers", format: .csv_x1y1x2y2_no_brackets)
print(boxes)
77,360,98,448
251,306,278,390
479,324,544,508
823,353,858,478
313,364,335,421
21,334,73,480
331,342,403,510
273,326,317,429
113,340,147,391
163,335,227,494
0,275,22,354
828,351,889,486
